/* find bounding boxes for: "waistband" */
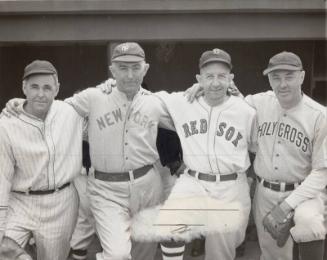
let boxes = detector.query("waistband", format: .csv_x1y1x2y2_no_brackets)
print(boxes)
256,175,301,192
13,182,71,195
188,169,238,182
94,165,153,182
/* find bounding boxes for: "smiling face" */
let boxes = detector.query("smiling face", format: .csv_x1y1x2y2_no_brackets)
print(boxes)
110,60,149,99
268,69,304,109
22,74,59,120
196,62,233,106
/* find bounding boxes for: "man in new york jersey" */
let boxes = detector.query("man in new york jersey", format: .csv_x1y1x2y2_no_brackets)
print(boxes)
66,42,174,260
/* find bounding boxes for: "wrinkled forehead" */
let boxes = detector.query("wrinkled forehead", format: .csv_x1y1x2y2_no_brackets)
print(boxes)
200,61,231,75
268,69,301,77
24,73,58,85
112,60,145,67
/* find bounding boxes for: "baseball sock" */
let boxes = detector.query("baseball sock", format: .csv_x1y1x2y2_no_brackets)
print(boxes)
298,240,324,260
160,241,185,260
70,248,88,260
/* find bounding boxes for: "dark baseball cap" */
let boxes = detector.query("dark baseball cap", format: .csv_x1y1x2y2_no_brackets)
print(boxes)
199,48,232,69
263,51,303,75
111,42,145,62
23,60,57,80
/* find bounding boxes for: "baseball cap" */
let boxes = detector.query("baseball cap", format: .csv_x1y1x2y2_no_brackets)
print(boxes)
199,48,232,69
263,51,303,75
23,60,57,80
111,42,145,62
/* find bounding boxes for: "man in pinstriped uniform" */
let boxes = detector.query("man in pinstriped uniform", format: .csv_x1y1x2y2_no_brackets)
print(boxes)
0,60,84,260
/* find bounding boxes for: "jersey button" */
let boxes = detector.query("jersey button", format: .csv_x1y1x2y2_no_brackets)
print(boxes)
125,142,128,145
274,167,278,170
276,154,279,157
278,141,281,144
125,157,128,160
283,114,287,117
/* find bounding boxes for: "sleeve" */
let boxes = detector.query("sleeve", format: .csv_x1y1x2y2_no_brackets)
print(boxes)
65,88,96,118
284,114,327,209
247,109,258,153
244,94,256,110
153,91,176,131
0,125,15,235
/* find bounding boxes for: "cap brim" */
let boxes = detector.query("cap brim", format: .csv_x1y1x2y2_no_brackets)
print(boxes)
200,58,232,69
23,70,56,80
112,55,144,62
263,65,302,75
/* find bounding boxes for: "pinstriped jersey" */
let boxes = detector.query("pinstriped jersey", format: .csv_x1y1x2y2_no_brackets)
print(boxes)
65,87,173,172
246,91,326,183
156,92,256,175
0,100,83,233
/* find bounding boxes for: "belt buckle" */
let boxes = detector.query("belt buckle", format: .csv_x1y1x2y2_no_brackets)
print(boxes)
55,187,60,193
25,190,30,195
280,182,286,192
129,170,134,182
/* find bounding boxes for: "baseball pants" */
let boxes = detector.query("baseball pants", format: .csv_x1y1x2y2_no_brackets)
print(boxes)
254,182,326,260
167,172,251,260
5,184,79,260
70,174,96,256
88,167,163,260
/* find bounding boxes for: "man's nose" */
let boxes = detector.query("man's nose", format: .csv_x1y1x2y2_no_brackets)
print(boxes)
280,78,287,87
37,89,45,97
127,69,133,78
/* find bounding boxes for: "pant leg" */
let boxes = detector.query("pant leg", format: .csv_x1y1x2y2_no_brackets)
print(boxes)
253,183,293,260
130,168,164,260
71,175,96,251
5,193,35,248
34,184,79,260
204,174,251,260
291,193,326,243
88,177,132,260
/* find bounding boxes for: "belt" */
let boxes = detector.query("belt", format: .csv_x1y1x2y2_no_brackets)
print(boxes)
256,176,300,192
13,182,70,195
188,169,238,182
94,165,152,182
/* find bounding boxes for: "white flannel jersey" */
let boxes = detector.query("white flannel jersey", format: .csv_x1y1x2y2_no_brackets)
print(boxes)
245,91,327,208
0,100,84,233
156,92,257,175
65,87,173,173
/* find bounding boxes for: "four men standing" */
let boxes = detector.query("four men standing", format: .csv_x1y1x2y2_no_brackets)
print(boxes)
0,45,325,260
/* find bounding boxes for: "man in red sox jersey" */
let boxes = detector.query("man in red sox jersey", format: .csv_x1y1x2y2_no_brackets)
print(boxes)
126,48,256,260
245,52,327,260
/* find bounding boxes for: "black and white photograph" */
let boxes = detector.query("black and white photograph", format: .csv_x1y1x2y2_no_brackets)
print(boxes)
0,1,326,260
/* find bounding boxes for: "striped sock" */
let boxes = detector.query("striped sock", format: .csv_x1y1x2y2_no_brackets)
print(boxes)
71,248,88,260
160,241,185,260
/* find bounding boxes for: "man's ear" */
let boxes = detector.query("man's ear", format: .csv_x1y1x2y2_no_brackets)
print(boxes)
196,74,201,83
143,63,150,75
22,81,27,96
54,83,60,98
229,73,235,83
299,70,305,85
109,65,115,77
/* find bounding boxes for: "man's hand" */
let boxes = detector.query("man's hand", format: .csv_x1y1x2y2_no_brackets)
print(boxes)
0,237,32,260
1,98,24,118
263,201,294,247
167,161,186,177
184,83,204,103
227,81,243,97
184,80,242,103
96,78,116,94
